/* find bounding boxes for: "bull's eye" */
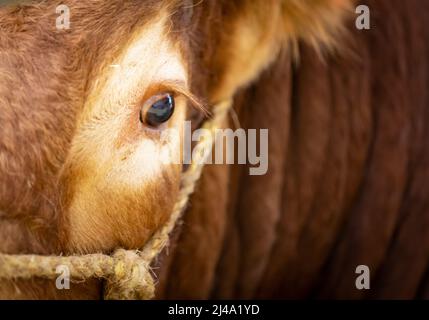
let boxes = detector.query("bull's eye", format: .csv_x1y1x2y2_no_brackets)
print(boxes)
140,93,175,127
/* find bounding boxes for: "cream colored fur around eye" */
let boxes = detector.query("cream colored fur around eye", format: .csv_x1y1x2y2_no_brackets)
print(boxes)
65,12,188,253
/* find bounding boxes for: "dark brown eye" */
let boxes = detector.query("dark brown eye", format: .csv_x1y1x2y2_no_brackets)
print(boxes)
140,93,175,127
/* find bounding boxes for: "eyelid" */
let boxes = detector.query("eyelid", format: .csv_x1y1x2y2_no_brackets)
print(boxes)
141,80,208,116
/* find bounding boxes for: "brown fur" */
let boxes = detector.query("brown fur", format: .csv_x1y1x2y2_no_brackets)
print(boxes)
157,0,429,299
1,0,428,299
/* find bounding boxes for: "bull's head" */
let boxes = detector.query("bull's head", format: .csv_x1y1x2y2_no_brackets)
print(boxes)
0,0,350,297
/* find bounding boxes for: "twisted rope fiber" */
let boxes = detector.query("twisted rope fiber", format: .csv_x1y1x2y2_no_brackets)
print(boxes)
0,100,233,300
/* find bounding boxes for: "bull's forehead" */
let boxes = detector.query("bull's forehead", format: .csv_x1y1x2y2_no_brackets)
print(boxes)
109,18,186,90
0,0,188,99
85,14,187,122
72,11,188,184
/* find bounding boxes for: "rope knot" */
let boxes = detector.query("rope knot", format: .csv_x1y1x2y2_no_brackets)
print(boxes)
104,249,155,300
